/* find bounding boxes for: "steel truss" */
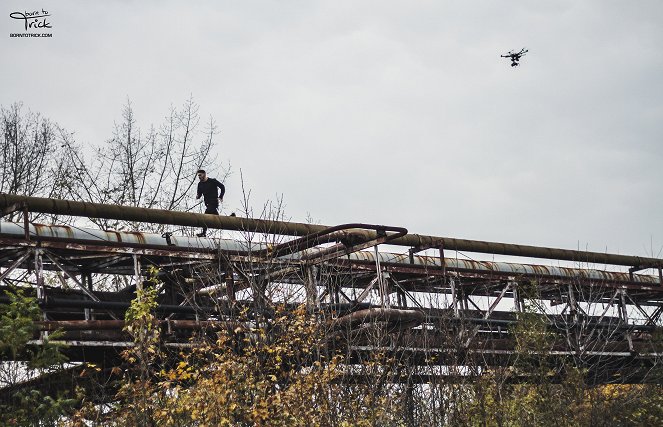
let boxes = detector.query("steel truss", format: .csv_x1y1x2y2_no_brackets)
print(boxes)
1,195,663,402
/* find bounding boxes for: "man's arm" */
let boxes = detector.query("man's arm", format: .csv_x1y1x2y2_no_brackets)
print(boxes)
196,182,202,199
215,179,225,200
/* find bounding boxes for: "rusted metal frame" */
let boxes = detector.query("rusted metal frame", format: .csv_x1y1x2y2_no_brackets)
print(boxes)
40,254,118,320
54,271,69,290
396,288,406,308
33,248,48,337
83,274,92,321
301,226,408,266
153,259,217,271
0,237,217,260
595,289,621,326
0,247,27,264
1,269,31,287
305,265,319,311
257,223,407,259
566,283,589,317
408,238,444,262
629,264,663,285
483,283,512,320
223,262,266,301
374,245,388,308
0,202,31,240
43,251,101,303
389,276,425,310
648,306,663,326
449,277,459,316
334,260,447,277
0,203,30,240
342,264,663,306
0,250,32,282
337,257,662,290
464,283,512,348
464,294,483,313
0,236,219,258
34,249,45,300
624,292,657,326
8,230,659,290
85,255,127,270
337,287,353,304
355,276,380,304
512,282,523,313
252,265,301,286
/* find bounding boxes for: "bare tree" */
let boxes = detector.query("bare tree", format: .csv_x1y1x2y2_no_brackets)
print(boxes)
60,97,227,231
0,103,78,222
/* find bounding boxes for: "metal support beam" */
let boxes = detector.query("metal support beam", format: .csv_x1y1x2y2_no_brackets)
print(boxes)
43,252,99,302
305,265,319,311
0,250,32,283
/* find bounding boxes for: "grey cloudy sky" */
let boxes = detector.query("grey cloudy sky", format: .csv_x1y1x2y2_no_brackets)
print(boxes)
1,1,662,259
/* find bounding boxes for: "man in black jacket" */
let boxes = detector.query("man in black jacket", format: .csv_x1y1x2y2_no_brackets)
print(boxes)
195,169,225,237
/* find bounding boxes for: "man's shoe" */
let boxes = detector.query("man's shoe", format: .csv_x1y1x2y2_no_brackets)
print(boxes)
196,232,206,237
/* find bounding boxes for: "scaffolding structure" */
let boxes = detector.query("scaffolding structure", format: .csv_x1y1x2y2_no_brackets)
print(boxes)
1,194,663,401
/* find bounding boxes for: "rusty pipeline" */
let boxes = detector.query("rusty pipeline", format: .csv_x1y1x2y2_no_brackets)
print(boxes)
256,223,406,259
2,193,662,268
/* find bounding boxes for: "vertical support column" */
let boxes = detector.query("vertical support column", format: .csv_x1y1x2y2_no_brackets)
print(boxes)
567,283,577,317
34,248,47,339
406,382,415,426
438,244,446,279
305,265,320,312
23,206,30,240
396,288,407,308
83,274,91,321
450,278,459,317
225,267,236,304
512,282,522,313
374,245,389,308
133,254,142,292
619,289,634,352
34,248,44,300
83,273,94,320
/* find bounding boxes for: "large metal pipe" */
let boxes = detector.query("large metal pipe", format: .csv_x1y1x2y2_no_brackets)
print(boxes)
1,193,661,268
0,221,659,284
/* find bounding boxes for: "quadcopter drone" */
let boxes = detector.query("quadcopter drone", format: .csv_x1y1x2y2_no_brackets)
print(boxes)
501,48,528,67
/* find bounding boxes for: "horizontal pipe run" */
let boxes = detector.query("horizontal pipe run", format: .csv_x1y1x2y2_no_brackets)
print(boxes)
0,221,660,286
2,194,662,268
334,308,425,330
39,297,215,314
0,296,369,317
36,319,232,331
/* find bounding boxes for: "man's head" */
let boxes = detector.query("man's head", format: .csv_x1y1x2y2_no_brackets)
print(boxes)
197,170,207,181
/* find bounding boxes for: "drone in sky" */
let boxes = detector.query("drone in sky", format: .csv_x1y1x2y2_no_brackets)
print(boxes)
501,48,528,67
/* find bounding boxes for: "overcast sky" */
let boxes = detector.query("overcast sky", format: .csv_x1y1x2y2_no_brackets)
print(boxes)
1,1,662,259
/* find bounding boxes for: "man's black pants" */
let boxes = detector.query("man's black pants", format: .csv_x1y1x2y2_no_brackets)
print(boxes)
202,203,219,234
